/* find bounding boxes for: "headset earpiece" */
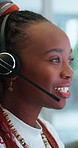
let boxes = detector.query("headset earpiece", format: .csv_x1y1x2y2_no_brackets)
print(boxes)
0,51,21,77
0,14,21,77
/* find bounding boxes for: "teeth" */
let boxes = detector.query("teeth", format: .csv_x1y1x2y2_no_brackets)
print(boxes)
55,87,69,93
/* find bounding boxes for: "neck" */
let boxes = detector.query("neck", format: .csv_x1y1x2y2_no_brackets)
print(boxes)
2,94,42,127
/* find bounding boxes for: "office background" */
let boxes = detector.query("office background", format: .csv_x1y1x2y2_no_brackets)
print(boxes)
12,0,78,147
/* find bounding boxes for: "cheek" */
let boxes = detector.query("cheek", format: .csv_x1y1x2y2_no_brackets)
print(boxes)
21,60,59,90
34,67,59,91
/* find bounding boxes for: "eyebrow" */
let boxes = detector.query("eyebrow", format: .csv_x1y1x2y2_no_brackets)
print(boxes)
44,48,72,54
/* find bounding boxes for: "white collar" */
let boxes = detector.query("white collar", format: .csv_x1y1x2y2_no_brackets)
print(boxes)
4,108,42,139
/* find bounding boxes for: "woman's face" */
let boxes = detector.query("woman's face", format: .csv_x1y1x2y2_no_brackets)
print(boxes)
18,21,74,109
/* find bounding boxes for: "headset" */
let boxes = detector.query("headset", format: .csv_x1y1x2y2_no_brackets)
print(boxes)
0,14,60,102
0,14,21,77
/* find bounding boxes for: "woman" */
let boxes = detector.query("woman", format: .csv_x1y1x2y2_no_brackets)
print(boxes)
0,1,74,148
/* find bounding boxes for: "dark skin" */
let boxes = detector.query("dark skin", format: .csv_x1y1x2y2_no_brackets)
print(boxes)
2,22,74,127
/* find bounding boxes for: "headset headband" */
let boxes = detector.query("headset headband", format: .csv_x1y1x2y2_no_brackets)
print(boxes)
0,2,21,77
0,1,19,51
0,14,10,52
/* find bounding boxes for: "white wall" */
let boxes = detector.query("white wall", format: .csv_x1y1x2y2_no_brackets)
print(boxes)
12,0,78,14
53,0,78,14
12,0,42,12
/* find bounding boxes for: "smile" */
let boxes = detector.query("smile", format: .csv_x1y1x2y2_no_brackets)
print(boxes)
55,87,69,93
54,86,71,98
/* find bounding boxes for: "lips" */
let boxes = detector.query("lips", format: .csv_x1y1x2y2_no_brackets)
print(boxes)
54,86,71,98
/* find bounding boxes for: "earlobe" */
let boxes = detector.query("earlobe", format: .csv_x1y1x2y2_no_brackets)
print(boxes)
12,75,18,80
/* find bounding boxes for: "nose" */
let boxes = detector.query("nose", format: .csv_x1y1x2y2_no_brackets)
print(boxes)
61,63,74,80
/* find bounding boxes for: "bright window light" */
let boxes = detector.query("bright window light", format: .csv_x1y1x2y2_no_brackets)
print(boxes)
66,19,78,49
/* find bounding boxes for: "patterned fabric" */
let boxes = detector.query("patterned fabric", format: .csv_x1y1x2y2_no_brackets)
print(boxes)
0,106,65,148
38,119,59,148
0,1,19,16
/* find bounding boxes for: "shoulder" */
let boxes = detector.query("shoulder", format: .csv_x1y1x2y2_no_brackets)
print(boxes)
38,117,59,138
38,117,65,148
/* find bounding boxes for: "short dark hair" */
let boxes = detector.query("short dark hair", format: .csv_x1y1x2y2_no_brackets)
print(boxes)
0,10,48,50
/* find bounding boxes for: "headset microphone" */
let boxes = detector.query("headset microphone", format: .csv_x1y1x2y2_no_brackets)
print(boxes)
0,14,60,102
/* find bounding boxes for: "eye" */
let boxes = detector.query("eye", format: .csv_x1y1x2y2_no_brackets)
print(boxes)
68,57,74,65
49,57,60,64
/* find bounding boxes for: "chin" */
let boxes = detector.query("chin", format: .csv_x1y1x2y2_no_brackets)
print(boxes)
56,101,66,110
51,99,66,110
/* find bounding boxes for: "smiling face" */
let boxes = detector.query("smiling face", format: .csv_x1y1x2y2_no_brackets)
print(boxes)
17,21,74,109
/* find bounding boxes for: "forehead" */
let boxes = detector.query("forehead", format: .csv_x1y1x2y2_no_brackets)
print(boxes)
24,22,71,55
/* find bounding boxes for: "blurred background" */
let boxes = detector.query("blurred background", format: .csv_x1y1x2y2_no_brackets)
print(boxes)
12,0,78,147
